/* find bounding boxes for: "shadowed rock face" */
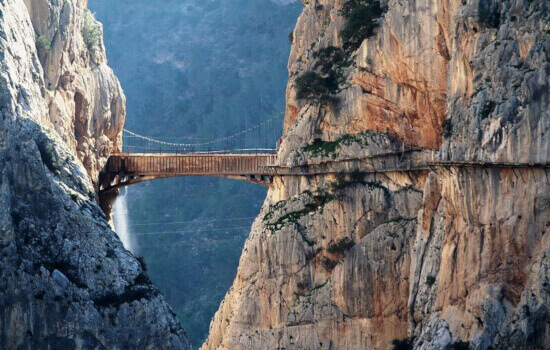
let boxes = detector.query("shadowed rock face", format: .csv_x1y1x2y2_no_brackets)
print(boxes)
0,0,189,348
205,0,550,349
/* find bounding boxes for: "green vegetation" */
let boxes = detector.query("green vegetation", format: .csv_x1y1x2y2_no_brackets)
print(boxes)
331,171,367,191
295,0,387,104
295,71,338,104
295,46,352,104
312,46,351,78
304,137,342,158
426,275,436,286
288,31,294,43
327,237,355,255
265,189,334,231
392,337,415,350
82,10,102,51
36,35,52,50
38,142,63,174
302,131,376,158
340,0,386,52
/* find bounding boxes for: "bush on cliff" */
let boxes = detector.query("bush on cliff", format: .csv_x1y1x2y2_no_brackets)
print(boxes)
82,10,102,51
295,71,338,104
36,35,52,51
340,0,386,52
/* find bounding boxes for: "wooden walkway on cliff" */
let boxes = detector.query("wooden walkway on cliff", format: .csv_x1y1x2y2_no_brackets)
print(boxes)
98,150,550,194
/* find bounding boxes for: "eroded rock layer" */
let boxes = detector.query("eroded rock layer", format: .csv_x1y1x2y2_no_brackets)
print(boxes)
0,0,189,348
205,0,550,349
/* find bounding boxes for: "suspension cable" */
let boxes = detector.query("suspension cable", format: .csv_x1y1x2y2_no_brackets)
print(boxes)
123,112,283,147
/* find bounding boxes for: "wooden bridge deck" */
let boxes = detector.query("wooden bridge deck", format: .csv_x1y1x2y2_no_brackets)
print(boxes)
99,153,278,193
99,151,550,194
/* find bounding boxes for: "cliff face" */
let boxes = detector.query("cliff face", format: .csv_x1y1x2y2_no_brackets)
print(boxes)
205,0,550,349
23,0,125,184
0,0,189,348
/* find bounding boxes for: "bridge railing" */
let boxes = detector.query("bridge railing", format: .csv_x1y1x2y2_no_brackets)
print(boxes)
121,145,277,155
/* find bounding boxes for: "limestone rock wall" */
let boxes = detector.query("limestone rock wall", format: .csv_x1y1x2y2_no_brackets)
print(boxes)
0,0,189,348
205,0,550,349
23,0,125,184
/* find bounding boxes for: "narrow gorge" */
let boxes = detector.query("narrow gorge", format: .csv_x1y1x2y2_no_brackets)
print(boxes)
1,0,549,349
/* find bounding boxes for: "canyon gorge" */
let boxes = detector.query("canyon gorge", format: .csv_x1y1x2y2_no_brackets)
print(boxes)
0,0,549,349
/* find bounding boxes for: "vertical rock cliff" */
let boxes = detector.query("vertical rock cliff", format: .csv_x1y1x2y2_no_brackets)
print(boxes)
0,0,189,348
205,0,550,349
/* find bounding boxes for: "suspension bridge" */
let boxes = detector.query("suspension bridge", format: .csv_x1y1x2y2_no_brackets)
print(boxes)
99,115,550,194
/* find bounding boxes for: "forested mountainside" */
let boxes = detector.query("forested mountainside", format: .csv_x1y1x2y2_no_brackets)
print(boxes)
205,0,550,349
0,0,189,348
89,0,301,345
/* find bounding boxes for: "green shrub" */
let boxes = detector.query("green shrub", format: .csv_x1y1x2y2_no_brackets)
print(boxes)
340,0,386,52
426,275,436,286
38,142,63,174
295,71,338,104
36,35,52,50
295,46,352,104
312,46,349,76
288,31,294,43
302,131,378,158
392,337,414,350
82,10,102,51
304,137,341,157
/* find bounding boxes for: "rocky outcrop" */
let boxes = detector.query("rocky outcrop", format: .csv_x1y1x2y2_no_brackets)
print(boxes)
23,0,125,184
205,0,550,349
0,0,189,348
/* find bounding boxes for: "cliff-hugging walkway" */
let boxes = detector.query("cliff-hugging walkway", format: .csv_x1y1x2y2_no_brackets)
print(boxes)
99,150,550,194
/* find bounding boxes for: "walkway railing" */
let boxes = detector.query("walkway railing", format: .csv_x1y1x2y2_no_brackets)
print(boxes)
99,147,550,194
